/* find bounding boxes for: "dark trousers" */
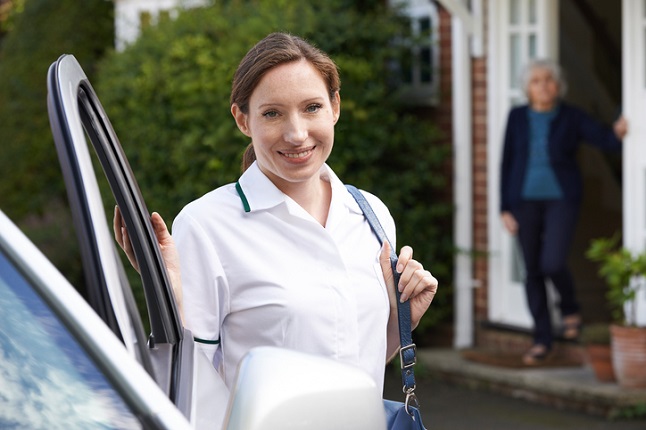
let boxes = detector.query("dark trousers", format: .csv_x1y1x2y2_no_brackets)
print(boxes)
512,200,580,348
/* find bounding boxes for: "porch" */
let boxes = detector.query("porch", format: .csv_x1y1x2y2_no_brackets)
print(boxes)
416,345,646,420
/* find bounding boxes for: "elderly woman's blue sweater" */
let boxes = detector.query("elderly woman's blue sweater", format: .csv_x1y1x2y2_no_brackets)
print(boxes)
500,102,622,212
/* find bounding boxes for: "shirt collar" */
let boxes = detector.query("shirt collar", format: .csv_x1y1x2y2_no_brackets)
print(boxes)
236,161,363,215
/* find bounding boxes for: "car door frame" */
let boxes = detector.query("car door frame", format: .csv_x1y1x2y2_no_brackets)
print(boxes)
46,54,192,415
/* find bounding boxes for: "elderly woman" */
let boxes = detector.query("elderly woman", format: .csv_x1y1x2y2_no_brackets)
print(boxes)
500,59,627,365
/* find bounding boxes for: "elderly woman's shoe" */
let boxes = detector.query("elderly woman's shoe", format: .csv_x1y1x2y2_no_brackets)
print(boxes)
522,344,550,366
562,314,582,341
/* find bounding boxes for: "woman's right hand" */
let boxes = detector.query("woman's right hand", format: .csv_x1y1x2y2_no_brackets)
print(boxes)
113,206,184,322
501,211,518,235
613,115,628,140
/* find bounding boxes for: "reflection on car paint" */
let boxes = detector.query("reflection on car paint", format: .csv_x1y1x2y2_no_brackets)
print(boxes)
0,250,142,430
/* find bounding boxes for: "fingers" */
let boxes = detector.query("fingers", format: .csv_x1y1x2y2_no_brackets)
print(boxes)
397,248,437,303
501,212,518,235
113,205,139,272
379,242,397,306
614,116,628,140
382,243,438,304
151,212,171,243
113,205,124,248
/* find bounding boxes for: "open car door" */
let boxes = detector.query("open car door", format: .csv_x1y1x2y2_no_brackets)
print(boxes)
46,54,193,417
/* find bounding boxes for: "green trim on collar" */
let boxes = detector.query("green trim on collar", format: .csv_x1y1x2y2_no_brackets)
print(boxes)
235,181,251,212
194,337,220,345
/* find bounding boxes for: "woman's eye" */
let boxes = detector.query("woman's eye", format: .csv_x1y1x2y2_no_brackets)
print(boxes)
262,110,279,118
306,103,322,113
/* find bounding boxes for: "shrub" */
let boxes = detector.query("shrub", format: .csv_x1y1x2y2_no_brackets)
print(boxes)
0,0,113,296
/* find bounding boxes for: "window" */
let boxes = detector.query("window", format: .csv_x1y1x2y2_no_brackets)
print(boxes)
508,0,540,105
391,0,440,106
139,10,152,30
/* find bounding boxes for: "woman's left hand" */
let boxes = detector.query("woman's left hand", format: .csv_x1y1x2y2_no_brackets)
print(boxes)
380,242,438,330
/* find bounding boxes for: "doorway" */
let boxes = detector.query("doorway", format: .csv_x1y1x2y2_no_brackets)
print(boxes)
559,0,622,324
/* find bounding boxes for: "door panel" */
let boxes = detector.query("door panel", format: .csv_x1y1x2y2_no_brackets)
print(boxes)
487,0,559,328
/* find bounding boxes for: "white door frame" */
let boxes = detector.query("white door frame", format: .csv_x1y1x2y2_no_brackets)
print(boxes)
434,0,484,348
622,0,646,326
487,0,559,328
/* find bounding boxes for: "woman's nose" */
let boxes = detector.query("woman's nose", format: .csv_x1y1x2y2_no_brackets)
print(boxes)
284,115,308,144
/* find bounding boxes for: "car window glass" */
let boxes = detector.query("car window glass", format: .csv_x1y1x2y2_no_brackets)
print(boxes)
0,250,143,430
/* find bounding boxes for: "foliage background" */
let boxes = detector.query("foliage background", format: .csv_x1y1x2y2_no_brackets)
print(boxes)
0,0,114,290
0,0,453,339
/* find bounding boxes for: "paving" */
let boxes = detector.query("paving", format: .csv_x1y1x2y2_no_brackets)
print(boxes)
382,348,646,429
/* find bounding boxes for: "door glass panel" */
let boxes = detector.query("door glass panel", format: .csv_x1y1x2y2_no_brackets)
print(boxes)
528,34,537,58
0,251,142,430
510,0,521,25
528,0,537,24
510,34,522,89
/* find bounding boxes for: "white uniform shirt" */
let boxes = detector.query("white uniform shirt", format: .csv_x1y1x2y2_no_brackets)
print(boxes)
172,162,395,392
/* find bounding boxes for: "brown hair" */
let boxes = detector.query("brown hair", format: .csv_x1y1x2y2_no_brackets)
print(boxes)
231,32,340,172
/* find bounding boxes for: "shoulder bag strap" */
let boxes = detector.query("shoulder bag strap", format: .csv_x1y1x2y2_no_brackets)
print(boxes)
345,185,419,405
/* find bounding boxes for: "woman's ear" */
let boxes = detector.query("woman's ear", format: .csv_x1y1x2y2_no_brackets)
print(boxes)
332,91,341,125
231,104,251,137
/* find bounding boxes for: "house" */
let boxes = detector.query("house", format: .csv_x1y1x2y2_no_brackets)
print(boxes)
113,0,208,51
112,0,646,351
434,0,645,351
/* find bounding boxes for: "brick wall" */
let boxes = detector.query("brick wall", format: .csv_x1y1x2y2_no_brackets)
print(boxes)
472,1,489,329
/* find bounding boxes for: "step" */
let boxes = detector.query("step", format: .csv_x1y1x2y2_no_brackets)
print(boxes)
417,348,646,419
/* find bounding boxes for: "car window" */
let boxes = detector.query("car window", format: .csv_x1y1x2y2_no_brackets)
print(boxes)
0,249,142,430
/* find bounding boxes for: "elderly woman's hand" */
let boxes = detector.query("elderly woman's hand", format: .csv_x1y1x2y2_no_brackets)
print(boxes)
501,211,518,235
613,115,628,140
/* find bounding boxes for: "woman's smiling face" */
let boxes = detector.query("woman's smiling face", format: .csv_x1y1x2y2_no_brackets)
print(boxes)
232,59,340,192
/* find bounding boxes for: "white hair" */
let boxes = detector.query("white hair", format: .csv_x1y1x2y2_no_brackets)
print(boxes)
520,58,567,98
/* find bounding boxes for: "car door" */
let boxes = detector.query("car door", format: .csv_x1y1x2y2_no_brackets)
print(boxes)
46,54,193,417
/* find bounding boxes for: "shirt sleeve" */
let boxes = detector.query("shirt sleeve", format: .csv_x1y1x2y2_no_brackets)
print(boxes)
500,108,517,212
172,210,230,365
575,106,623,153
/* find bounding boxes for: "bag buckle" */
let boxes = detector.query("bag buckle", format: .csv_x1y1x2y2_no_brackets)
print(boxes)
399,343,417,369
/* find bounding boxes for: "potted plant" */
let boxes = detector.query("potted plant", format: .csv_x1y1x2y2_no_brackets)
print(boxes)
586,232,646,388
580,323,615,382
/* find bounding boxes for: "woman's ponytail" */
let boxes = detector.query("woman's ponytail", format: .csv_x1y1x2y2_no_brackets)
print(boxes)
241,143,256,172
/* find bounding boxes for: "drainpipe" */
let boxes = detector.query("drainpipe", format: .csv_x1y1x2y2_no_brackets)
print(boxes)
435,0,482,348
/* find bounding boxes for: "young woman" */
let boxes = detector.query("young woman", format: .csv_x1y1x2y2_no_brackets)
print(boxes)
500,58,627,365
115,32,438,415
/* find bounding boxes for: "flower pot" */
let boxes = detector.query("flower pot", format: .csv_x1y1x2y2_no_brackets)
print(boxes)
610,324,646,388
585,344,615,382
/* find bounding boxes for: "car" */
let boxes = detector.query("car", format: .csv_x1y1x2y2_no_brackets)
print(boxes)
0,54,386,429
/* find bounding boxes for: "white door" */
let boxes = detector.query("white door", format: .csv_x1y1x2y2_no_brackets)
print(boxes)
622,0,646,326
487,0,559,327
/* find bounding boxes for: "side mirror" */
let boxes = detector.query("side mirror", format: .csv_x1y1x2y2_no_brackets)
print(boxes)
224,347,386,430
